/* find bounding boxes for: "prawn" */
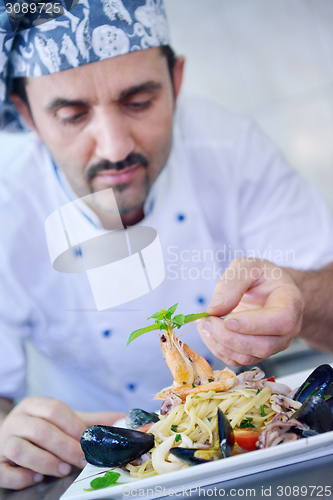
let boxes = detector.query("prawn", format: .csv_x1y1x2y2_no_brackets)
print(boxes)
156,323,236,400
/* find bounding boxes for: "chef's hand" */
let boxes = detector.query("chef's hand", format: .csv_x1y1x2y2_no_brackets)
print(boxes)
0,396,125,490
197,258,304,366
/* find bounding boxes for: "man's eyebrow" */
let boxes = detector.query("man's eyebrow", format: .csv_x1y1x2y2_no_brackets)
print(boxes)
118,81,162,100
45,82,162,112
46,99,89,113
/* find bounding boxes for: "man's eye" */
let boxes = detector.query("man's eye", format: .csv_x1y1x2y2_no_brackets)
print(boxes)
61,113,85,124
55,108,87,124
127,100,152,110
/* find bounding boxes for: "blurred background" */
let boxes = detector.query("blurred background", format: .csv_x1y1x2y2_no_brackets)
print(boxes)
165,0,333,211
1,0,333,375
166,0,333,376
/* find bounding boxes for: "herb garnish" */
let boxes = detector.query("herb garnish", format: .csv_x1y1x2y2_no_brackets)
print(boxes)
256,389,260,395
239,417,255,428
208,378,214,383
175,434,182,443
84,471,121,491
126,304,210,345
171,424,178,432
260,405,266,417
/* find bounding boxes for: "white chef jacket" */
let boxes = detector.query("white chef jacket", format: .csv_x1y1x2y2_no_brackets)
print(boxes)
1,95,333,413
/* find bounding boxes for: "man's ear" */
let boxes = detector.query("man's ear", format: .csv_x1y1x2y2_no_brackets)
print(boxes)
9,93,37,133
172,56,185,101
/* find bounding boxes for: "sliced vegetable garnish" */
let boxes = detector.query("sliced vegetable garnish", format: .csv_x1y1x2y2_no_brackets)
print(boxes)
234,429,261,451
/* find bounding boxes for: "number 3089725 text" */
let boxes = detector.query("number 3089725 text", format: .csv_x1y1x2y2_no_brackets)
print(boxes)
5,2,62,15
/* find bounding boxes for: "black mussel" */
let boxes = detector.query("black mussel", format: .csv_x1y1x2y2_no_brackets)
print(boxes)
169,447,222,465
217,408,235,458
81,425,154,467
294,364,333,403
315,379,333,407
292,395,333,434
291,427,319,439
125,409,159,430
169,408,234,466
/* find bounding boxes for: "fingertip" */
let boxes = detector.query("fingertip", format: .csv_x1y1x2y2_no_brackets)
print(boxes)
34,473,44,483
197,318,213,337
58,462,71,476
0,463,43,490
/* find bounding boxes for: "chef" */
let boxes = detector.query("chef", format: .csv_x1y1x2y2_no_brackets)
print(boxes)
0,0,333,490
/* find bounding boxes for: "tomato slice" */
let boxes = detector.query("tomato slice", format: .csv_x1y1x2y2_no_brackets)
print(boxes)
234,429,261,451
266,376,276,382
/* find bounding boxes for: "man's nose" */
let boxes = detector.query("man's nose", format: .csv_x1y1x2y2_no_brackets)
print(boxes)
92,109,135,163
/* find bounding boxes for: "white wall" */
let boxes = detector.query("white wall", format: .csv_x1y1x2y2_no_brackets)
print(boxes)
1,0,333,208
164,0,333,208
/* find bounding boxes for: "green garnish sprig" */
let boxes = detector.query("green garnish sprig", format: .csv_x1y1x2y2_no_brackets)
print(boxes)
127,303,210,346
84,471,121,491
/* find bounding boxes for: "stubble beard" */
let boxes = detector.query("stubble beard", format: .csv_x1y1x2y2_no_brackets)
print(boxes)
88,171,151,215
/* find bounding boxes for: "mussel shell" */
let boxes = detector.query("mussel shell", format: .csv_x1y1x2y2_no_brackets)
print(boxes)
293,364,333,403
81,425,154,467
292,395,333,433
291,427,319,439
169,447,222,465
125,409,159,430
169,409,234,467
217,408,234,458
315,380,333,407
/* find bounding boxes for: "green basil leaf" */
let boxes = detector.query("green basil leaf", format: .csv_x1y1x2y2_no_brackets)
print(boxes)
85,471,121,491
172,314,185,326
127,324,160,346
168,303,178,315
184,312,210,324
147,311,161,320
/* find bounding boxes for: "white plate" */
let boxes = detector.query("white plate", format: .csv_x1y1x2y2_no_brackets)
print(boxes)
60,367,333,500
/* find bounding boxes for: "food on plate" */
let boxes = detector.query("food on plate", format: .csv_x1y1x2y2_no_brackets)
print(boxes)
81,305,333,478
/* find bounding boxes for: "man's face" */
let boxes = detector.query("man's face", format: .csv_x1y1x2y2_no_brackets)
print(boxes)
20,48,183,224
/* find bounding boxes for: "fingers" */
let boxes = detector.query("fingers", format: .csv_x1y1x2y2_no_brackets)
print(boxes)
2,435,75,478
226,284,303,337
197,316,293,365
0,463,44,490
203,257,305,364
207,258,268,316
0,397,89,489
10,414,85,470
15,398,87,441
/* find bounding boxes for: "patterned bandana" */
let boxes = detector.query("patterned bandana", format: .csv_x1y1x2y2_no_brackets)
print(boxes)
0,0,170,131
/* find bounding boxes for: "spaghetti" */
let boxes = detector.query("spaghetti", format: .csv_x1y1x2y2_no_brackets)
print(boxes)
125,383,289,478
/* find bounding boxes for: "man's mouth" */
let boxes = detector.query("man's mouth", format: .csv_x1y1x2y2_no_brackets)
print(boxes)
94,164,142,186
